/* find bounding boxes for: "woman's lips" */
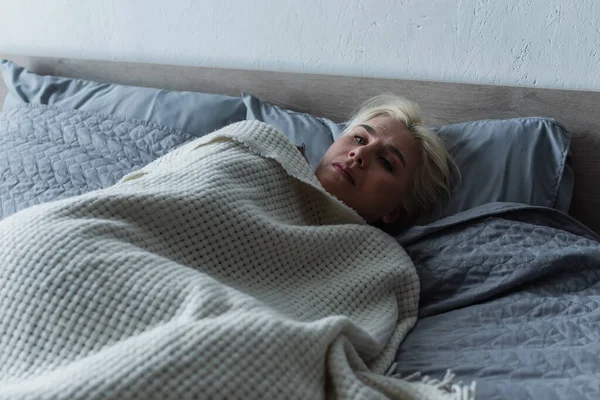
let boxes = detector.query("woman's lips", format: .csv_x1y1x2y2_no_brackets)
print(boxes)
332,163,355,185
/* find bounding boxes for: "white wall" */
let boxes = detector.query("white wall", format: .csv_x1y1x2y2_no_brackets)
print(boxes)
1,0,599,90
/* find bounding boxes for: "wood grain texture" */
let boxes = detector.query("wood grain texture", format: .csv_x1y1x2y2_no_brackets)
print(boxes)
1,54,599,233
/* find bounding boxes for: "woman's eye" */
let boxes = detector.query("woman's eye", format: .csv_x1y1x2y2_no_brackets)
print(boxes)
354,135,366,145
380,157,394,172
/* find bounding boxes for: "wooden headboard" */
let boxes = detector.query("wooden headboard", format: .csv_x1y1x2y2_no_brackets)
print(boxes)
2,54,600,234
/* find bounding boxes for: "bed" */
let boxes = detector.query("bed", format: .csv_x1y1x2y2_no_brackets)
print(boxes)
1,54,600,399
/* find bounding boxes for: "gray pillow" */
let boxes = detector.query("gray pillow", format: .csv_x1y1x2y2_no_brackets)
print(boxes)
242,92,345,170
240,94,573,223
1,59,246,136
423,118,573,223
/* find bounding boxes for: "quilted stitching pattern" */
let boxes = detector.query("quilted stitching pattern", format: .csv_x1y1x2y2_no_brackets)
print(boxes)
395,211,600,399
0,104,195,219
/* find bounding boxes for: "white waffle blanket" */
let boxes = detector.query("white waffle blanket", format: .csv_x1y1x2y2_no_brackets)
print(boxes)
0,120,474,399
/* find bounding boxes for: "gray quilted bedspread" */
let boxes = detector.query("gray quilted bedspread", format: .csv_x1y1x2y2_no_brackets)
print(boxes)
0,104,195,219
394,203,600,399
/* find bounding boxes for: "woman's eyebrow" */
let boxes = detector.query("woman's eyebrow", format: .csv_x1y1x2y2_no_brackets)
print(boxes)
359,124,377,136
358,124,406,168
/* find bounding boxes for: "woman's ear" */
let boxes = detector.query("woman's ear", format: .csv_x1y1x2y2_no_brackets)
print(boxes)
382,204,408,225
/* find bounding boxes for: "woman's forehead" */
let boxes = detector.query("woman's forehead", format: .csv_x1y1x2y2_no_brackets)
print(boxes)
365,116,408,134
350,116,413,144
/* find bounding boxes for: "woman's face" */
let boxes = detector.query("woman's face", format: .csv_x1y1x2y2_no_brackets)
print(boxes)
315,115,420,224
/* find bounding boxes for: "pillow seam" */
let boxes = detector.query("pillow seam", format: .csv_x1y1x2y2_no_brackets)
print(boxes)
547,126,573,208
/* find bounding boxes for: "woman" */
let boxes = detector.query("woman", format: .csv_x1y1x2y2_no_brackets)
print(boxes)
315,94,456,232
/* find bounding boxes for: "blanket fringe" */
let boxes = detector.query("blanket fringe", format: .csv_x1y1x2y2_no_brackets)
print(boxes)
384,363,476,400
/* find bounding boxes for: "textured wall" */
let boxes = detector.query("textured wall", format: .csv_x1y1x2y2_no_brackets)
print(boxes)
1,0,599,90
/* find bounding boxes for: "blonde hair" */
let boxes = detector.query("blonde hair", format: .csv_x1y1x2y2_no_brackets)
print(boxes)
343,94,458,219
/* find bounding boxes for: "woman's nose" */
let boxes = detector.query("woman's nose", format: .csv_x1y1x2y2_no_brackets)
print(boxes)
349,148,368,167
